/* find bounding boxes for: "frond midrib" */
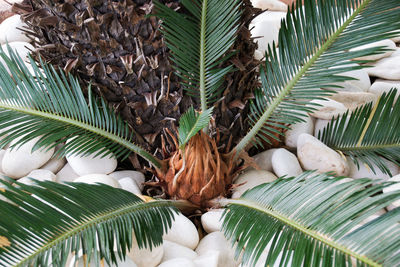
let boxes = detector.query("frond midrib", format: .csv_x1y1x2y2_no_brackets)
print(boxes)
15,200,174,267
0,102,161,168
199,0,208,113
332,143,400,151
227,199,380,267
233,0,371,153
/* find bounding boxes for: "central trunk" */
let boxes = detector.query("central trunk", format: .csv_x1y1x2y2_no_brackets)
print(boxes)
156,132,236,206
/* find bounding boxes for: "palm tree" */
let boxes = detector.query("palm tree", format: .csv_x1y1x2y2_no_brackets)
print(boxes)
0,0,400,266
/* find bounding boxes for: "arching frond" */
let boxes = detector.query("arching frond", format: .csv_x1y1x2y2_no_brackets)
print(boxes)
154,0,241,112
234,0,400,152
178,106,213,149
0,178,179,267
0,45,161,168
221,172,400,267
318,89,400,176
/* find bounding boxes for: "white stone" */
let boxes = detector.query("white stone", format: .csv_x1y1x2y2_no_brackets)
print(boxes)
250,11,286,52
19,169,56,185
350,39,396,61
158,258,195,267
313,119,330,137
201,209,225,233
2,137,54,179
284,116,314,148
118,177,141,195
1,41,33,63
252,149,278,171
66,151,117,176
56,163,79,183
348,157,399,181
251,0,287,11
162,240,198,262
323,64,371,92
163,212,199,250
0,150,5,173
297,133,349,176
328,91,377,111
127,234,163,267
40,156,66,174
232,169,277,198
70,253,137,267
73,174,120,188
309,99,348,120
384,174,400,210
271,148,303,177
389,30,400,43
366,52,400,80
369,79,400,100
109,170,145,190
195,231,241,267
0,15,30,44
193,250,219,267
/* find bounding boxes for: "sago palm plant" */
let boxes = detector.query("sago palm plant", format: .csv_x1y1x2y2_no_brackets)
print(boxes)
0,0,400,266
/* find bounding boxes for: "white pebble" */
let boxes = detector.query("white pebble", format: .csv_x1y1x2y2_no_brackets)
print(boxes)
284,116,314,148
250,0,287,11
0,15,30,44
328,91,377,111
271,148,302,177
1,42,34,65
163,213,199,250
350,39,396,61
232,170,277,198
40,156,66,174
0,149,5,173
109,170,145,190
19,169,56,185
2,137,54,179
118,177,141,195
158,258,195,267
309,99,347,120
162,240,198,262
127,234,163,267
323,63,371,92
193,250,219,267
195,231,241,267
297,133,349,176
366,51,400,80
384,174,400,210
67,151,117,176
56,163,79,183
252,149,278,171
201,209,225,233
368,79,400,100
250,11,286,51
73,174,120,188
314,119,330,137
70,252,137,267
348,157,399,181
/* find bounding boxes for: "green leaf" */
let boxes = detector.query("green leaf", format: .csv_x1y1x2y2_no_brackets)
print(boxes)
178,106,213,149
234,0,400,152
221,172,400,267
0,178,179,267
318,88,400,176
0,45,161,168
154,0,241,112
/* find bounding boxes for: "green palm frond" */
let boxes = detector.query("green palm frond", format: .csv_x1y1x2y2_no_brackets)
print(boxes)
154,0,241,112
0,178,178,267
178,106,213,149
234,0,400,152
221,171,400,267
0,45,161,168
318,89,400,176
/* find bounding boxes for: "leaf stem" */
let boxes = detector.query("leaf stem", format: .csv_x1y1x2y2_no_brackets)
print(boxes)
199,0,208,114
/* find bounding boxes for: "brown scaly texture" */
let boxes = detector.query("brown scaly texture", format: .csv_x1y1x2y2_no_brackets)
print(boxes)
17,0,263,161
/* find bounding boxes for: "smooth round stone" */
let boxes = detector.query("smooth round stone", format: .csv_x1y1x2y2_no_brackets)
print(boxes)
40,156,66,174
0,149,5,173
70,253,137,267
271,148,302,178
369,79,400,101
313,119,330,137
109,170,145,190
365,51,400,79
73,174,120,188
350,39,396,61
323,63,371,92
56,163,79,183
201,209,225,233
297,133,349,176
252,149,278,172
193,250,219,267
163,213,199,250
250,0,287,11
2,137,54,179
158,258,195,267
0,15,30,44
18,169,56,185
127,234,163,267
232,170,277,198
195,231,241,267
309,99,347,120
384,174,400,210
250,11,286,51
1,41,33,62
162,240,198,262
66,151,117,176
348,157,399,181
118,177,141,195
284,116,314,148
328,91,377,111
